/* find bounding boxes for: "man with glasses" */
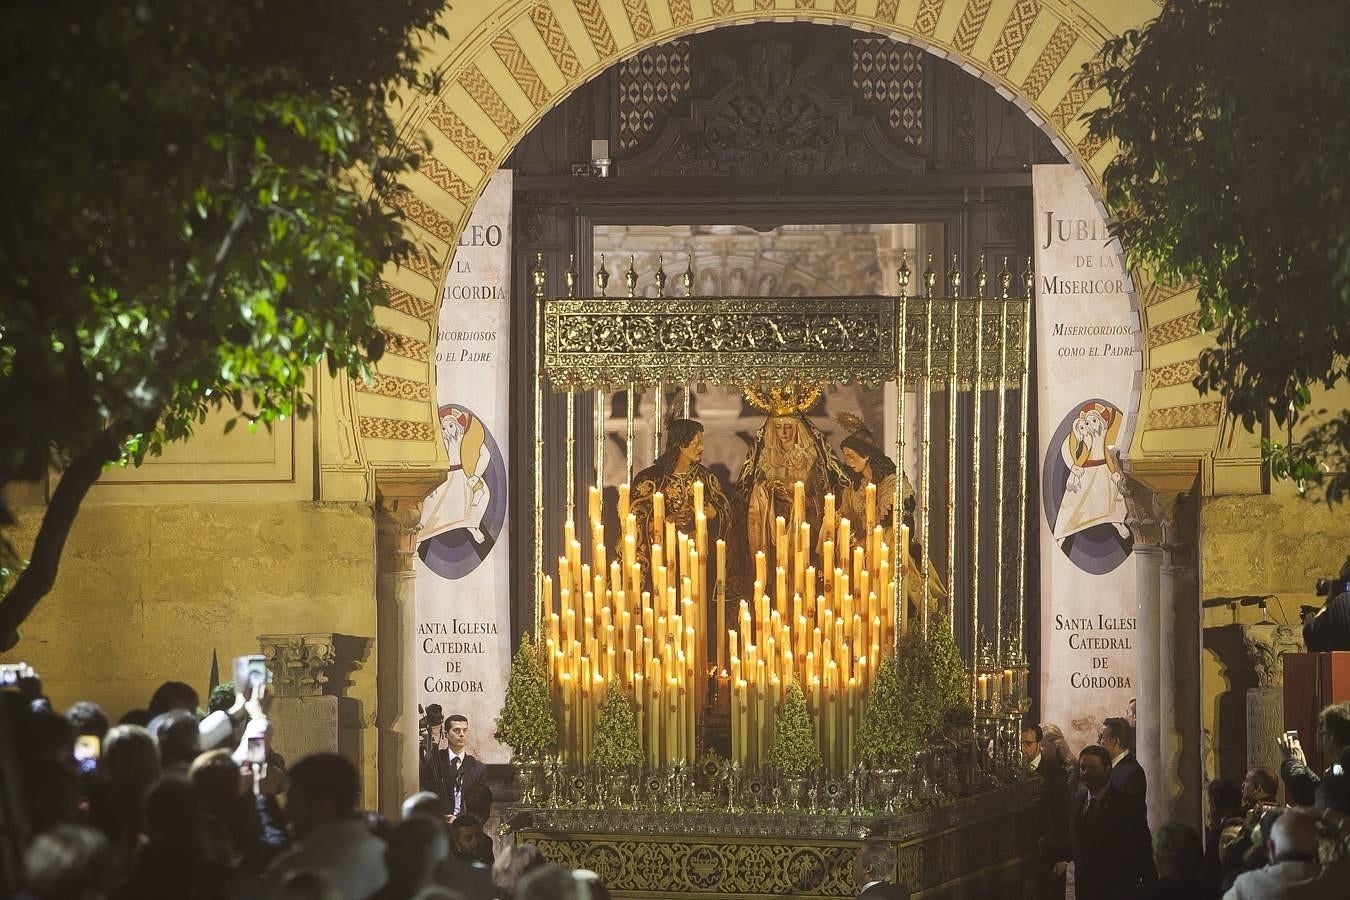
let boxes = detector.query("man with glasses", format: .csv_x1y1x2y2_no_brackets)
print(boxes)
1023,724,1070,899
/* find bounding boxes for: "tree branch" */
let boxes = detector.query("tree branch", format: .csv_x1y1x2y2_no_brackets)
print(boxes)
0,430,120,651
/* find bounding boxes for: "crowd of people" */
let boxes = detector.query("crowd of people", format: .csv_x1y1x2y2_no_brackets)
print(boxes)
11,655,1350,900
1,668,614,900
1020,703,1350,899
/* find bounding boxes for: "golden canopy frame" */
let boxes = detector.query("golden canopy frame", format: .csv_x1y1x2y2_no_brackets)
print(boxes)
530,251,1034,735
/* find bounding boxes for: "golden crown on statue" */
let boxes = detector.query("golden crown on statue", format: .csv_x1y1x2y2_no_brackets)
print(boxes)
742,381,823,416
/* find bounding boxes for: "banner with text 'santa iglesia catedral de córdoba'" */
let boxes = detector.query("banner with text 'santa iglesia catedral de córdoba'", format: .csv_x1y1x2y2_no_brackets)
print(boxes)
414,170,513,763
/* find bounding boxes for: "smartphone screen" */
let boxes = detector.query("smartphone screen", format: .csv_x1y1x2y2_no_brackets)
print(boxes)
248,657,268,692
74,734,100,774
248,735,267,765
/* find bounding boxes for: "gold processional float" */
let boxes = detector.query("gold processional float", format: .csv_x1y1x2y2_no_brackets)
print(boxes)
507,251,1038,835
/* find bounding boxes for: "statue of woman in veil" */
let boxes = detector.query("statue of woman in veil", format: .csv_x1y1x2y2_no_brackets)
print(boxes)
734,384,848,572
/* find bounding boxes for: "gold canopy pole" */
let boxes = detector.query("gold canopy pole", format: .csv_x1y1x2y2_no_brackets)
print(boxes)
625,387,636,485
920,254,936,639
894,253,910,640
594,390,605,496
994,258,1012,661
625,255,662,463
945,255,968,709
532,253,547,637
970,256,987,679
565,401,576,523
1015,257,1034,655
945,255,960,628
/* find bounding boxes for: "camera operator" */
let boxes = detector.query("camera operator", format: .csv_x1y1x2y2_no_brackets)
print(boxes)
1302,562,1350,653
418,704,449,799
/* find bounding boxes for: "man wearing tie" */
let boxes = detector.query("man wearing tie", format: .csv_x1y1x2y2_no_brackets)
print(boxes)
439,714,487,814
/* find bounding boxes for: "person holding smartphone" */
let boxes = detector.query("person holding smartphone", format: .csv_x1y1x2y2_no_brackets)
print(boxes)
1280,703,1350,813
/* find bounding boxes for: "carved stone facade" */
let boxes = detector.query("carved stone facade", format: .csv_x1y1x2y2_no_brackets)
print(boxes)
623,30,926,177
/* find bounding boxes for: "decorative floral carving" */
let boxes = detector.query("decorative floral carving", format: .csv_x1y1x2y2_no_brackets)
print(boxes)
258,633,338,698
541,296,1029,390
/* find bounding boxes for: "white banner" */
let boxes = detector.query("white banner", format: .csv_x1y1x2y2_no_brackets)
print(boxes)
1033,165,1141,753
414,170,513,764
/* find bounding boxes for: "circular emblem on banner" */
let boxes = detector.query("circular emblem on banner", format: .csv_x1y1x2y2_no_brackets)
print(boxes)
418,403,507,580
1041,398,1133,575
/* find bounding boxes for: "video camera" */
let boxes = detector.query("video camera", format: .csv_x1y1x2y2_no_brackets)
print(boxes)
418,703,444,734
1316,576,1350,599
1302,568,1350,652
1302,576,1350,620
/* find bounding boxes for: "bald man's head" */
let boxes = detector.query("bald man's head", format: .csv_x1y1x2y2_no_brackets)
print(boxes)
1269,809,1319,863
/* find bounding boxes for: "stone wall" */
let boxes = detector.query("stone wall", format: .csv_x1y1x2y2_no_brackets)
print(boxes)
0,499,379,803
1201,491,1350,783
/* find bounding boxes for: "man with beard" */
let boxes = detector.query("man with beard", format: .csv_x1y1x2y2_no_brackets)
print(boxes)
629,418,732,583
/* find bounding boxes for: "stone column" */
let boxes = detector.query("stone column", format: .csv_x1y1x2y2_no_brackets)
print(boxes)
258,633,340,768
1241,621,1304,789
1159,551,1201,828
374,473,443,819
1121,458,1203,832
1133,543,1164,832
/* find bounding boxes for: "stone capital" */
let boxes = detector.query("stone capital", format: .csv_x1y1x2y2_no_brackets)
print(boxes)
1241,621,1305,688
374,470,445,573
1118,454,1203,565
258,633,339,698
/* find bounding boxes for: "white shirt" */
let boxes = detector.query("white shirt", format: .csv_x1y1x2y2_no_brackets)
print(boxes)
1029,752,1042,770
1111,749,1128,767
449,751,467,813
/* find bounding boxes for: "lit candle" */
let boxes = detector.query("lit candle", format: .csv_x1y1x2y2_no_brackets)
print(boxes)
618,482,630,521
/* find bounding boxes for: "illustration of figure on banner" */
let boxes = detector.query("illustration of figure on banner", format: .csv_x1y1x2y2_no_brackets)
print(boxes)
1042,399,1133,575
419,403,508,580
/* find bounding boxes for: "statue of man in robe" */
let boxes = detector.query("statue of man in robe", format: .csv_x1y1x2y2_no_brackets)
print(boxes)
629,418,732,575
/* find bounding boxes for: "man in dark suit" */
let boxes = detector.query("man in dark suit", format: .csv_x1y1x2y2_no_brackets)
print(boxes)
423,712,487,814
852,841,909,899
1100,717,1146,804
1101,715,1155,881
1021,724,1070,898
444,714,487,815
1056,744,1152,900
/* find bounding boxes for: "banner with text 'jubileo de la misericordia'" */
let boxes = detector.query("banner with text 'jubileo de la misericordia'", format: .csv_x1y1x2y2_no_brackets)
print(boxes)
1033,164,1141,752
